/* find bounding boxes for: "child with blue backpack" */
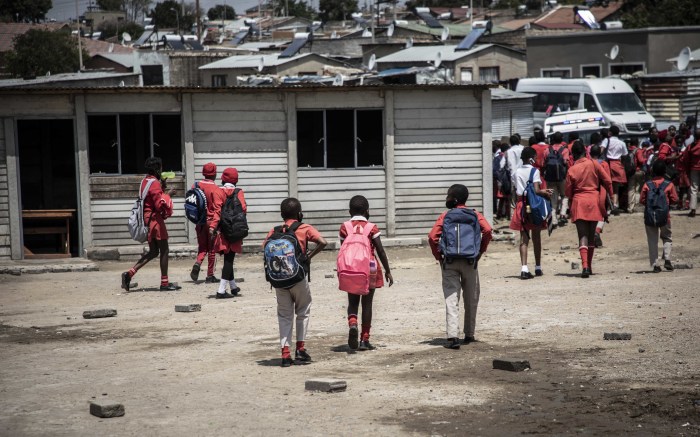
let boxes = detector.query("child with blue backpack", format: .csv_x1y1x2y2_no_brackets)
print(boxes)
337,195,393,351
428,184,492,350
641,160,678,272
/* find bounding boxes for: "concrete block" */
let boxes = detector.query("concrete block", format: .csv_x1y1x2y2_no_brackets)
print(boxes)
86,248,120,261
83,309,117,319
604,332,632,340
305,378,347,392
571,262,580,270
175,304,201,312
90,400,125,418
493,358,531,372
324,274,334,279
560,245,571,250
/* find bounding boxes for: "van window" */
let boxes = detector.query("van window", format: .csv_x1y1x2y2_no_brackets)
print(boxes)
533,92,580,113
596,93,645,112
584,94,598,111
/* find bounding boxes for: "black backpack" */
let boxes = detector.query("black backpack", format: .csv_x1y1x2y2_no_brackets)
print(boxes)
621,153,636,178
644,180,670,227
219,188,249,242
263,222,309,289
493,154,512,196
544,145,567,182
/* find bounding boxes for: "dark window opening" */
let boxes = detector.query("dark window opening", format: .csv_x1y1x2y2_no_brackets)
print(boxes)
297,111,325,167
581,65,601,78
356,110,384,167
212,74,227,86
119,114,150,174
88,115,118,174
153,114,182,172
542,69,570,78
610,64,644,76
142,65,164,85
326,110,354,168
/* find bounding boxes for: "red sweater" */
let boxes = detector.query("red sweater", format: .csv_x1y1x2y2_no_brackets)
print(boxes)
428,205,492,261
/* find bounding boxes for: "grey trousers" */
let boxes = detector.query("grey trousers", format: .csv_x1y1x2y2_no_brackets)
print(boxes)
275,278,312,348
690,170,700,211
628,170,645,212
645,223,672,267
549,180,568,217
441,259,481,338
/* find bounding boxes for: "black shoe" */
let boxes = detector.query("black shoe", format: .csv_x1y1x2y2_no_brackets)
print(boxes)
204,275,219,283
358,340,376,351
690,210,696,217
594,233,603,248
535,268,543,277
215,292,234,299
281,357,293,367
653,265,662,273
160,283,182,291
445,338,460,350
348,325,359,350
664,260,674,271
520,271,534,280
190,264,200,282
121,272,131,291
230,287,241,296
581,268,591,278
295,349,312,363
462,336,475,344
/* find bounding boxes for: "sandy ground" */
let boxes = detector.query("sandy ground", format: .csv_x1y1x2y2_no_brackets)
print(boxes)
1,211,699,436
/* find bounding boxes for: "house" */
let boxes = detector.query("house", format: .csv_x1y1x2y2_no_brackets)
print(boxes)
526,26,700,78
0,83,494,260
530,2,623,30
375,44,526,84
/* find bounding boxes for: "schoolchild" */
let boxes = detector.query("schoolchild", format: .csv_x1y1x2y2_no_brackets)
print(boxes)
265,198,327,367
509,147,552,279
627,138,647,213
565,142,612,278
589,144,612,247
680,129,700,217
121,157,180,291
531,130,550,186
495,143,511,219
190,162,220,283
210,168,246,298
546,131,570,224
428,184,492,349
605,125,629,211
640,160,678,272
506,135,524,210
339,195,393,351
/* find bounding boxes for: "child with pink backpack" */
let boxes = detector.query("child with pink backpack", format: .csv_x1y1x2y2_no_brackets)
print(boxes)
337,195,393,351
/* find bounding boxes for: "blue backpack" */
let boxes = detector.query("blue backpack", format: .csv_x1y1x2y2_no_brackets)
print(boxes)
439,208,482,260
184,182,207,225
263,222,309,289
644,180,670,227
523,168,551,226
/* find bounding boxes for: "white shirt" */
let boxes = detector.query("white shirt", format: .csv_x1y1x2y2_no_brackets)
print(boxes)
513,164,541,196
606,136,628,159
506,144,524,177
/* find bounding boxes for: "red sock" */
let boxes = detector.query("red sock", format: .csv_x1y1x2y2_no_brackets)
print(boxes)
348,314,358,327
128,268,137,278
579,246,589,269
281,346,291,359
296,341,305,351
587,246,595,269
161,275,168,287
361,325,371,341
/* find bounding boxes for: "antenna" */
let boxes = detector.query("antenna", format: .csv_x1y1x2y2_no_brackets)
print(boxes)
387,23,394,37
405,37,413,49
257,56,264,72
368,53,376,71
677,46,691,71
122,32,132,43
440,27,449,42
433,51,442,68
332,73,344,86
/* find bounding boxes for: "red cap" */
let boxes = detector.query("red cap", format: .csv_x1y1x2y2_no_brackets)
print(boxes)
202,162,217,178
222,167,238,184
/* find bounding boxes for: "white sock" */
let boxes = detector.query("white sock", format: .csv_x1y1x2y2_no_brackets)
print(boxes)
521,265,529,273
217,279,228,294
535,265,542,271
229,279,238,290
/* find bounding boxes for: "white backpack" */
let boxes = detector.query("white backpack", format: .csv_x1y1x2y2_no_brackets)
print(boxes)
127,178,156,243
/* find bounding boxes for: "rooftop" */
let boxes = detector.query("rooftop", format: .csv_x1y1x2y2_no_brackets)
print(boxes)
376,43,522,64
532,1,623,29
0,22,70,52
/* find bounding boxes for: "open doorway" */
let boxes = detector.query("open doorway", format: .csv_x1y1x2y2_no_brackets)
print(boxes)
17,119,79,258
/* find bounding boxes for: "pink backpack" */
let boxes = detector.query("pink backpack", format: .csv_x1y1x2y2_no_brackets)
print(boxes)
337,220,374,295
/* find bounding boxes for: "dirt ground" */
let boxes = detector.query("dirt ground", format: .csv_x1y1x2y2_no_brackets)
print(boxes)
1,211,699,436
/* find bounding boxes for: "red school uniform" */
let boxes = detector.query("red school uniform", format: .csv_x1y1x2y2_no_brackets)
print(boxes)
338,217,384,289
428,205,493,260
141,175,173,242
531,143,549,189
264,219,324,254
211,184,247,254
565,158,612,223
193,178,221,246
640,177,679,222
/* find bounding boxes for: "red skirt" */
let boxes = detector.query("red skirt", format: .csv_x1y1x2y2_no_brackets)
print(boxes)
147,215,168,242
509,198,547,231
569,190,604,223
608,160,627,184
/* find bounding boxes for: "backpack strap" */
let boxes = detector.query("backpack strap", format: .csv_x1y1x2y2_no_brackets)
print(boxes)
287,221,302,233
528,167,537,183
141,178,156,200
361,221,374,238
343,221,355,237
659,180,670,192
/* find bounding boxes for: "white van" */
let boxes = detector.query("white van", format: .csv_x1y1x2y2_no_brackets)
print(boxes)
516,78,655,136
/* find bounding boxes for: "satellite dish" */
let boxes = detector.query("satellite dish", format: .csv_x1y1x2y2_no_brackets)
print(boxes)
257,56,264,72
440,27,449,42
433,51,442,68
405,37,413,49
331,30,338,39
387,23,394,37
333,73,344,86
368,53,376,71
46,71,51,77
119,80,125,87
108,43,114,52
362,28,372,38
677,46,691,71
122,32,131,43
218,34,225,44
609,44,619,60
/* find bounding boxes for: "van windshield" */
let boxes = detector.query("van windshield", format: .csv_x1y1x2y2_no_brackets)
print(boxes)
596,93,645,112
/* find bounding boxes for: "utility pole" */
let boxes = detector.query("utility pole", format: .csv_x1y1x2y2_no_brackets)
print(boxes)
470,0,473,28
196,0,201,39
370,0,375,43
75,0,83,70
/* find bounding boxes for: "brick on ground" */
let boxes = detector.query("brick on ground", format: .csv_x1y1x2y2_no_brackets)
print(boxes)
305,378,347,392
89,400,125,418
83,309,117,319
175,304,201,312
604,332,632,340
493,358,531,372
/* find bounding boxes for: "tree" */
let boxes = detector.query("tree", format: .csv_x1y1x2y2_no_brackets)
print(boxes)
0,0,52,23
319,0,357,21
150,1,200,33
274,0,316,19
207,4,235,20
5,29,88,77
98,20,144,40
96,0,123,11
620,0,700,28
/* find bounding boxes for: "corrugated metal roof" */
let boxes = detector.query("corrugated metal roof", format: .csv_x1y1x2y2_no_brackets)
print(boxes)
0,71,139,88
94,53,135,68
376,44,492,63
200,52,319,69
395,22,512,38
491,88,535,100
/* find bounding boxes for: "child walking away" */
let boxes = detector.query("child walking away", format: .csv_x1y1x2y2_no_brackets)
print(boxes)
210,168,247,298
121,157,180,291
641,160,678,272
565,142,612,278
264,198,327,367
338,196,393,351
428,184,492,350
187,162,219,283
589,145,613,247
509,147,552,279
605,125,629,212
